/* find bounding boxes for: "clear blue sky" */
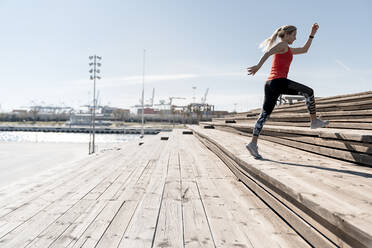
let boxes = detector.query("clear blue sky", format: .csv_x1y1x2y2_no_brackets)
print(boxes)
1,0,371,112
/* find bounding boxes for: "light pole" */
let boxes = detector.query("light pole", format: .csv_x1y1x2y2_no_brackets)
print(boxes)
192,86,197,103
89,55,102,154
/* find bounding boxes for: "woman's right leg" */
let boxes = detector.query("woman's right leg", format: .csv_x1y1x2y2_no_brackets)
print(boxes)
247,80,279,159
251,80,280,143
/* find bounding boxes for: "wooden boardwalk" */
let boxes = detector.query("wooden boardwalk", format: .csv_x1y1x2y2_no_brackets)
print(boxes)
0,129,311,248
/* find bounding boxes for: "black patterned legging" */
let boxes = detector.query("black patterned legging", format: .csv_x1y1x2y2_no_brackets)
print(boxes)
253,78,316,137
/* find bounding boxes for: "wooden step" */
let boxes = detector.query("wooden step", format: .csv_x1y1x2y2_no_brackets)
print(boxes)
189,125,372,248
236,116,372,123
200,122,372,167
234,109,372,120
274,91,372,111
235,120,372,130
224,109,372,122
272,99,372,114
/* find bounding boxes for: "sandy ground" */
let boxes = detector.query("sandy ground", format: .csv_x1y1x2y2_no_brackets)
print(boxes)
0,142,121,189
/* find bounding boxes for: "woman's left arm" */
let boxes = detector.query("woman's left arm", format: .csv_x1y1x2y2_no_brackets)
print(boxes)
291,23,319,55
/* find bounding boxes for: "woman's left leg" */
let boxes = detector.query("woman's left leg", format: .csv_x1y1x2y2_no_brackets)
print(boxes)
281,79,329,128
282,79,316,119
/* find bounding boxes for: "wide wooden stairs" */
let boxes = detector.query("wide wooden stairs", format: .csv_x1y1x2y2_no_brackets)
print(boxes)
191,90,372,248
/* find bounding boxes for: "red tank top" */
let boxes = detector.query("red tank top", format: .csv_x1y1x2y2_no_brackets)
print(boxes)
267,47,293,81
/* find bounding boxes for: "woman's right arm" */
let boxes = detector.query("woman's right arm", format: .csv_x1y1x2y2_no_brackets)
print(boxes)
247,42,287,75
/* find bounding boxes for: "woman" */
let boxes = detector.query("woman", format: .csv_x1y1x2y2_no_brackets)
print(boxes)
246,23,329,159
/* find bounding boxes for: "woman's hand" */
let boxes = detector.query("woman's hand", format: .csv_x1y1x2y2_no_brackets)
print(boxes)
247,65,260,76
311,23,319,36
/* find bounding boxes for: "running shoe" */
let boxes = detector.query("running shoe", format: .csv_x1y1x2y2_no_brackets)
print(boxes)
246,142,262,159
311,118,330,129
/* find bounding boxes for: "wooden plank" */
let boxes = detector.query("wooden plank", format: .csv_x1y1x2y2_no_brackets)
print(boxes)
272,109,372,118
70,141,166,248
178,136,218,248
227,115,372,124
237,121,372,130
274,97,372,113
230,109,372,119
312,91,372,102
48,200,108,248
280,91,372,106
152,146,184,248
236,116,372,123
115,138,173,248
267,131,372,154
273,92,372,110
181,181,215,248
318,117,372,122
70,200,126,248
275,103,372,114
184,143,230,180
195,177,255,247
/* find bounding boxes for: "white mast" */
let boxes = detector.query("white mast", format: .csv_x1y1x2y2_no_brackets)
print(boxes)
141,49,146,138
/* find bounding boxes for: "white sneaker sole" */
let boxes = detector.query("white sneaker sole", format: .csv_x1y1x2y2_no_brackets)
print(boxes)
311,120,330,129
246,145,262,159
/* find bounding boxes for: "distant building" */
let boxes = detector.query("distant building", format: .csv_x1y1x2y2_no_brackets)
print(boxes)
137,108,155,115
112,108,130,120
101,106,116,116
12,109,28,114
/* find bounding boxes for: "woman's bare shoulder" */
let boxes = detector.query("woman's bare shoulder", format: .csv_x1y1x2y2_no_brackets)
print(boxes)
270,41,288,54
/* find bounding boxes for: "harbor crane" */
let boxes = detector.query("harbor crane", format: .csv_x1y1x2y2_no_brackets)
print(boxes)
201,88,209,104
148,88,155,107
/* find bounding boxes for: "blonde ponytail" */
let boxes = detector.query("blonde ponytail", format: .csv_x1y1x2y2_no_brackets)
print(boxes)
259,25,297,52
